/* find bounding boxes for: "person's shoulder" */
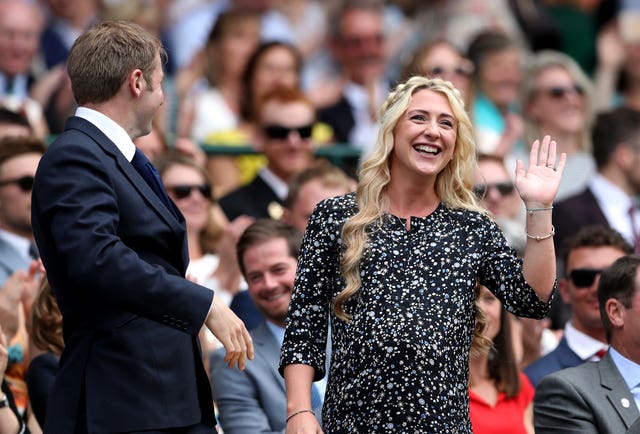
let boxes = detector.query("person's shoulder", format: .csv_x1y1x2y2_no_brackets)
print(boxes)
313,192,357,217
538,360,599,390
444,205,494,228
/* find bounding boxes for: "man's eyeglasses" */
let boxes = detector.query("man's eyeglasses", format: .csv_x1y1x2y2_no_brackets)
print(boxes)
263,124,313,140
472,182,515,199
539,84,585,99
0,175,34,192
166,184,212,200
567,268,602,288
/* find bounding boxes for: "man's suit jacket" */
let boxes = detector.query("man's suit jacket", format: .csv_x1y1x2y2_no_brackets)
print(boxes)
524,336,584,387
317,96,355,146
31,116,215,434
552,187,609,252
534,352,640,433
0,236,30,286
210,320,322,434
218,174,282,221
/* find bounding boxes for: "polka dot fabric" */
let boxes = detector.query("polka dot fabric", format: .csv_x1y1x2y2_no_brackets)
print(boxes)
280,193,553,433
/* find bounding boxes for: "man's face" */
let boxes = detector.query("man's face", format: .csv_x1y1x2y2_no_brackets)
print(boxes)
285,179,350,233
242,237,296,327
561,246,627,337
0,2,42,76
0,152,40,237
259,100,315,182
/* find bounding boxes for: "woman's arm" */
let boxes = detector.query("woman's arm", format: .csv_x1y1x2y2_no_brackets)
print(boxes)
283,364,323,434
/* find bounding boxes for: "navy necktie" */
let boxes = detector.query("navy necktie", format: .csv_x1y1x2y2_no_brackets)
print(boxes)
130,149,177,218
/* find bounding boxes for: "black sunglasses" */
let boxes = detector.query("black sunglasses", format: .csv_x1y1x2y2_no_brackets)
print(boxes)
263,124,313,140
167,184,212,200
541,84,584,99
568,268,602,288
472,182,515,199
0,175,34,192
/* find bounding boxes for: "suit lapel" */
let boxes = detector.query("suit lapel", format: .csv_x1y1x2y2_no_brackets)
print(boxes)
65,117,185,231
252,321,286,394
600,353,640,429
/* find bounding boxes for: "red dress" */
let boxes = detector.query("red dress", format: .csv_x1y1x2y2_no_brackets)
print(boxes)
469,372,534,434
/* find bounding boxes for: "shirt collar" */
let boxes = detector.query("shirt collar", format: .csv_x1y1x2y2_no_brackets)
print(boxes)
258,167,288,201
0,229,31,260
565,321,608,360
589,173,634,211
265,320,285,346
609,346,640,390
75,107,136,161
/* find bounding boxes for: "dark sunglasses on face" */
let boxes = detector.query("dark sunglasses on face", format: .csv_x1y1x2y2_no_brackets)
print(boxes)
0,175,34,192
540,84,584,99
472,182,515,199
568,268,602,288
263,124,313,140
167,184,212,200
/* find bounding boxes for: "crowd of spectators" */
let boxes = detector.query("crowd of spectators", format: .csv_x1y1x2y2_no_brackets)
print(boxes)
1,0,640,432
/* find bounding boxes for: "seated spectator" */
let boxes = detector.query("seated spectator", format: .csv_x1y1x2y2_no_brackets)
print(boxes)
210,219,324,433
26,277,62,429
522,50,596,201
0,107,32,139
534,255,640,434
552,107,640,255
218,87,318,221
0,323,27,434
525,226,631,386
469,285,535,434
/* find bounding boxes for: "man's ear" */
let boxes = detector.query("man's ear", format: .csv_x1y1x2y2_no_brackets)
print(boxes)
605,298,625,329
128,69,144,97
614,143,634,171
558,278,571,304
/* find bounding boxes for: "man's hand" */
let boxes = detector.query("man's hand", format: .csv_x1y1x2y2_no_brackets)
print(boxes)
205,296,254,369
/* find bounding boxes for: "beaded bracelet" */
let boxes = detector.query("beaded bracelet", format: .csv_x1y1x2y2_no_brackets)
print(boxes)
526,225,555,241
526,206,553,213
286,409,316,423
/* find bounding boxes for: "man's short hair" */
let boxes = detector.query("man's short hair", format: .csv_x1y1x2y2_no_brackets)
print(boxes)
236,219,302,276
560,225,632,268
67,20,166,105
592,107,640,169
598,254,640,341
0,136,45,170
284,162,353,209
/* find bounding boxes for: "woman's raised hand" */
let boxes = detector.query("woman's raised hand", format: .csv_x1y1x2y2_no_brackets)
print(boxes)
515,135,566,208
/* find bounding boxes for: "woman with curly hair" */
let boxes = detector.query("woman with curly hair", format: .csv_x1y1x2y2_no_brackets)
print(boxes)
280,76,565,433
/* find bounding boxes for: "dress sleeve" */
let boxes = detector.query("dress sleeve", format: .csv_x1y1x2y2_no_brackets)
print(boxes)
279,198,342,381
478,215,554,319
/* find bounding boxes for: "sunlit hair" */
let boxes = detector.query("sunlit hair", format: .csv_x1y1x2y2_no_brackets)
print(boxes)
29,277,64,355
523,50,594,152
335,76,483,320
67,20,166,106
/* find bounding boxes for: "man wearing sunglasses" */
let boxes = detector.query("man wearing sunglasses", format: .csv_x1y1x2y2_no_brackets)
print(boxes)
534,255,640,434
219,87,317,222
0,136,44,286
525,226,632,387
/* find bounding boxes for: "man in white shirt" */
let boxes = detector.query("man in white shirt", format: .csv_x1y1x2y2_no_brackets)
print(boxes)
534,254,640,434
525,226,632,386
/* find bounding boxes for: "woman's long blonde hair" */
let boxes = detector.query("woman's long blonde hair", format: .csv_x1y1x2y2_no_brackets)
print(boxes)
335,76,484,320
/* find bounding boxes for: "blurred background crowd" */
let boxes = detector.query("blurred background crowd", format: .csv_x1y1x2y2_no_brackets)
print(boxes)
1,0,640,432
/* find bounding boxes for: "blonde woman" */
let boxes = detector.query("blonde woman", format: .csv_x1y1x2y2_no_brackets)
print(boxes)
279,76,565,433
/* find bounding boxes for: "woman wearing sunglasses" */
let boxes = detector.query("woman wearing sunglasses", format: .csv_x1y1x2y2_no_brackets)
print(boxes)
155,153,253,354
523,50,596,202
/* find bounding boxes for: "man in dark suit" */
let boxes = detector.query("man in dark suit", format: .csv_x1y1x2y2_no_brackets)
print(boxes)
211,219,324,433
525,226,631,386
553,107,640,254
218,87,316,221
534,255,640,433
31,21,253,434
